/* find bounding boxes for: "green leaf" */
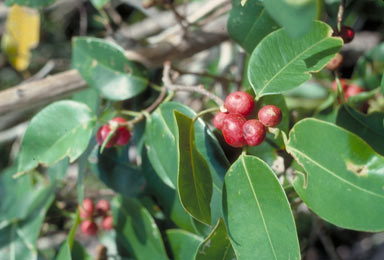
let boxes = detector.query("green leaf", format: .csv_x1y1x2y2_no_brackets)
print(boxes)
248,21,342,98
195,218,236,260
166,229,202,260
145,102,230,225
142,150,196,233
47,158,69,181
56,213,86,260
287,118,384,231
382,74,384,94
0,169,54,260
175,111,213,225
336,106,384,156
227,0,278,53
17,100,96,175
112,196,168,260
72,37,148,101
89,146,146,197
352,43,384,91
0,166,54,224
90,0,110,9
223,155,300,260
72,88,100,114
263,0,317,38
5,0,56,8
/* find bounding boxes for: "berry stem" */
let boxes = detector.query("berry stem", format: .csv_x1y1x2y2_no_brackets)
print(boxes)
123,87,168,128
337,0,345,32
162,61,225,107
193,107,220,122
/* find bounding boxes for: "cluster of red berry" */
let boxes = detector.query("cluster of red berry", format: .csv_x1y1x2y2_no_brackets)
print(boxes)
96,117,131,148
213,91,282,148
79,198,113,236
332,79,365,102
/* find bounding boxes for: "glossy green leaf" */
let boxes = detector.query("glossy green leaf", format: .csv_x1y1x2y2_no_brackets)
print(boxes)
223,155,300,260
0,166,55,224
195,218,236,260
17,100,96,175
72,88,100,114
227,0,278,53
72,37,148,101
0,169,54,260
142,150,197,233
287,118,384,231
90,0,109,9
175,111,212,225
5,0,55,7
112,196,168,260
146,102,229,225
336,106,384,156
166,230,202,260
263,0,317,38
248,21,342,98
89,146,146,197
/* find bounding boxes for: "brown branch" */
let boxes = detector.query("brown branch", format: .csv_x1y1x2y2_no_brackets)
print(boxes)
162,61,225,107
0,14,228,116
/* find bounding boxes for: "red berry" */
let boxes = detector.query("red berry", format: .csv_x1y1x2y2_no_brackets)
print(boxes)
258,105,282,127
222,113,247,148
225,91,255,116
332,79,348,92
81,220,98,236
101,215,114,230
96,199,110,215
96,125,118,148
242,120,266,146
110,117,131,146
213,112,228,130
344,84,364,101
339,26,354,44
115,127,131,146
80,198,94,219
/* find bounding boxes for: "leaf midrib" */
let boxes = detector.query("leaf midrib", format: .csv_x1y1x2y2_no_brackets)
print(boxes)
258,37,329,95
241,156,277,259
288,146,384,199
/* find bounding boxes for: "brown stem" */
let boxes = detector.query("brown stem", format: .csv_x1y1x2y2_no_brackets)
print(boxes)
173,67,241,85
162,61,225,107
125,87,168,127
337,0,345,32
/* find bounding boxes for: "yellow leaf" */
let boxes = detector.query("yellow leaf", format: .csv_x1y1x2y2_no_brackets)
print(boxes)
1,5,40,71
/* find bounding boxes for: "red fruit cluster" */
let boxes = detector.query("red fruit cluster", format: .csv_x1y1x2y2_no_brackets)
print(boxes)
331,79,365,101
213,91,282,148
79,198,113,236
96,117,131,148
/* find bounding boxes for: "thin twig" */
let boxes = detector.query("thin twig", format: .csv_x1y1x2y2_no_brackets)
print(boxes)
173,67,241,85
337,0,345,32
125,87,168,126
162,61,225,107
78,1,88,36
